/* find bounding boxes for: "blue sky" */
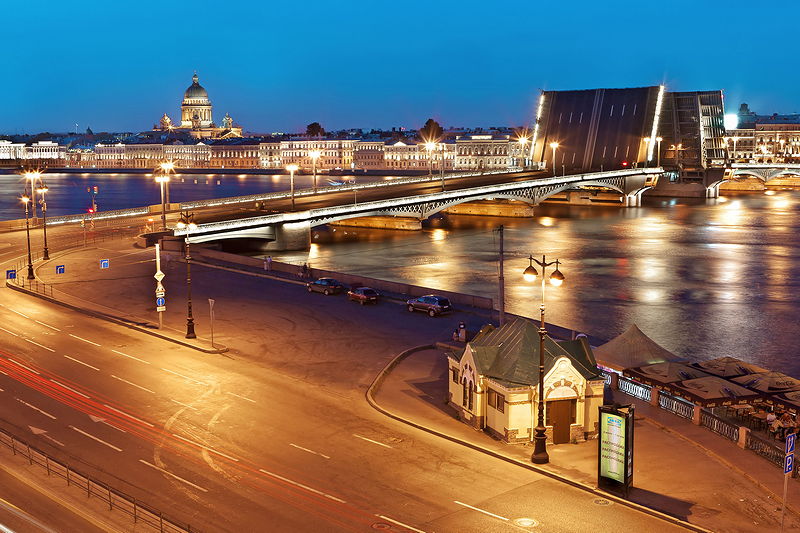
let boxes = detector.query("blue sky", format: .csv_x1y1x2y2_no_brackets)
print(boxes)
2,0,796,134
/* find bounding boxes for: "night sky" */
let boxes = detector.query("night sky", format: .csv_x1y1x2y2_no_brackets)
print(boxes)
3,0,796,134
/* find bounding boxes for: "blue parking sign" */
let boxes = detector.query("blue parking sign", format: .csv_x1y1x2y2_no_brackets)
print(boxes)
785,454,794,475
786,433,796,455
5,270,16,280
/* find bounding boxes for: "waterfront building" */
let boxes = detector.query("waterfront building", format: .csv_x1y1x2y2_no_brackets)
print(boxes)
383,140,455,170
353,140,385,170
23,141,66,165
454,135,511,171
447,319,604,445
258,142,281,169
0,140,25,160
65,148,96,168
94,142,165,168
165,142,211,168
280,140,356,170
209,138,261,168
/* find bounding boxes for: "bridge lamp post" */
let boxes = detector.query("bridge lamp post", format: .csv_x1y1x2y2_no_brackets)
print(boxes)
36,184,50,260
159,161,176,205
517,137,529,170
425,142,436,179
656,137,663,168
176,212,197,339
643,137,651,167
286,164,299,210
155,173,170,231
309,150,321,192
523,254,565,465
439,144,446,191
549,142,559,175
21,196,35,280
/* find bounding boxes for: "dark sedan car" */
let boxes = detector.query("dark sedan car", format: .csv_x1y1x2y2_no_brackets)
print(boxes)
406,295,452,316
306,277,344,295
347,287,380,305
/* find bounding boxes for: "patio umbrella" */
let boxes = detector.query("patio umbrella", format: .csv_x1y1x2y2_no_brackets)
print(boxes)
624,362,711,387
771,390,800,415
594,324,682,372
690,356,769,378
666,376,761,407
732,372,800,394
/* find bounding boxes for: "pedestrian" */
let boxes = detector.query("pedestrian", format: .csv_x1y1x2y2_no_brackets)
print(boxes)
266,255,272,271
302,263,309,279
452,330,459,342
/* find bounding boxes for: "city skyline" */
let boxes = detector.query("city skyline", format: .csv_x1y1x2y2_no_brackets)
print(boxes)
3,0,797,134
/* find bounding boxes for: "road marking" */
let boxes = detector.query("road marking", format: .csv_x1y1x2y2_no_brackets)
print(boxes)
0,370,7,375
68,334,100,346
35,320,60,332
376,515,426,533
23,339,55,352
110,375,155,394
225,391,256,403
289,443,330,459
353,434,393,449
102,404,155,427
44,434,65,447
170,399,198,411
69,426,122,452
453,501,509,521
50,380,90,399
258,469,346,503
8,359,40,375
64,355,99,371
171,433,239,462
160,367,206,385
139,460,208,492
111,349,150,365
6,309,30,319
0,326,19,337
89,415,126,433
16,398,56,420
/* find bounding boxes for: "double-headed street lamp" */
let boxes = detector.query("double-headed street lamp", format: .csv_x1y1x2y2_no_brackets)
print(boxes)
549,142,559,175
36,183,50,260
286,164,299,210
24,171,41,219
425,141,436,179
21,196,35,280
175,212,198,339
309,150,321,192
154,170,170,231
522,254,565,465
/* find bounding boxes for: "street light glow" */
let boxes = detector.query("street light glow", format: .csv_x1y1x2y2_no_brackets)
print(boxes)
286,164,299,172
21,195,30,204
309,150,321,160
425,142,436,151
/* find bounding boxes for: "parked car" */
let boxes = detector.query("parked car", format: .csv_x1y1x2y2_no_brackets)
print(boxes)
307,278,344,295
347,287,380,305
406,295,452,316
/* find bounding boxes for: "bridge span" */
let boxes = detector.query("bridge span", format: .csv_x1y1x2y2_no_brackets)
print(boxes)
174,167,662,250
706,163,800,197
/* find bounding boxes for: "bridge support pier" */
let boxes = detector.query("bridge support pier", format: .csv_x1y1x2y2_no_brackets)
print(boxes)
624,192,644,207
263,221,311,251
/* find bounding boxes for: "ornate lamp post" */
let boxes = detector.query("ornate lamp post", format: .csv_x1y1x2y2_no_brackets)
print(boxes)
160,160,176,205
155,172,170,231
517,137,529,170
655,136,663,168
549,142,559,175
425,141,436,178
643,137,651,167
24,171,41,219
36,183,50,260
286,164,299,210
309,150,321,192
523,254,565,465
21,196,35,280
175,212,198,339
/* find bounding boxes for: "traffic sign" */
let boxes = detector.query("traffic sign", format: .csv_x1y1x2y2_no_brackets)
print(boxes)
154,270,165,282
99,259,110,269
786,433,796,455
55,265,65,274
5,270,16,280
156,297,165,307
156,306,166,312
155,290,165,298
785,453,794,475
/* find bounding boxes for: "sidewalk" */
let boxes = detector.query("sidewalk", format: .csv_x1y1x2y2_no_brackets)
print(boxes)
372,346,800,533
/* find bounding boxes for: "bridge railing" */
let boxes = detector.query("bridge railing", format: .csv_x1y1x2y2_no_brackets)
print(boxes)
47,206,151,226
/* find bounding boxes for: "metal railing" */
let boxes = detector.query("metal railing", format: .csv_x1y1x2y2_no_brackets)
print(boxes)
700,410,739,442
745,431,787,470
47,206,151,226
617,375,651,402
658,392,694,420
0,426,196,532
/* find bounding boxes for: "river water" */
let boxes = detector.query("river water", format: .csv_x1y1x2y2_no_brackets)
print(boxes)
1,172,797,374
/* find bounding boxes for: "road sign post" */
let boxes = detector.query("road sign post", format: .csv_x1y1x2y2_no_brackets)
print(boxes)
782,432,796,531
154,243,166,329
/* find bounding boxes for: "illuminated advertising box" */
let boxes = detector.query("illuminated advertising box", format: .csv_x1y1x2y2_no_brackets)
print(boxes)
598,404,634,496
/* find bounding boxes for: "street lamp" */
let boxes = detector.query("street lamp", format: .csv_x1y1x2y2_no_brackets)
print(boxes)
175,212,198,339
309,150,321,192
655,136,663,167
286,164,299,210
21,196,34,280
439,144,447,191
36,184,50,260
549,142,559,175
24,171,41,219
522,254,565,465
517,137,529,169
425,142,436,178
159,160,176,205
643,137,651,167
155,172,170,231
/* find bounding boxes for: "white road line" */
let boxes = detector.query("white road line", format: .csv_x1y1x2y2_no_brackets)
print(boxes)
0,370,7,375
139,460,208,492
16,398,56,420
170,399,198,411
68,334,100,346
376,515,426,533
69,426,122,452
23,339,55,352
110,375,155,394
289,443,330,459
6,309,30,319
50,380,90,399
102,404,155,427
35,320,60,331
160,367,206,385
225,391,256,403
8,359,40,375
258,469,346,503
64,355,99,371
43,434,65,447
0,326,19,337
353,434,393,449
111,349,150,365
453,501,509,521
171,434,240,462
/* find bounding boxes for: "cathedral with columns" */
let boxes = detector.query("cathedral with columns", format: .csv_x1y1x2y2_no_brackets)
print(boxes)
154,73,243,139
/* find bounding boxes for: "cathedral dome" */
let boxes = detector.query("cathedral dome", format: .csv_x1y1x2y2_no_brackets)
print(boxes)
184,73,208,100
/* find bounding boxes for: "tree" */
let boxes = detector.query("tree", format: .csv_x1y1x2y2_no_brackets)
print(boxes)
306,122,325,138
419,118,443,142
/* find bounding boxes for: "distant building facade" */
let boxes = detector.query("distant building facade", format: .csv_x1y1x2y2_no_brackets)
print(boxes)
455,135,510,170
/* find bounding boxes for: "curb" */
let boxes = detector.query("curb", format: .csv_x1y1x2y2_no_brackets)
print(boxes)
640,416,800,518
365,345,711,533
5,281,228,355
